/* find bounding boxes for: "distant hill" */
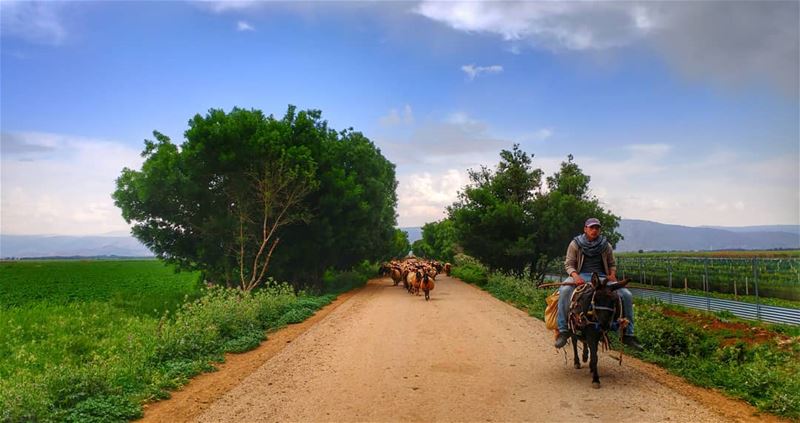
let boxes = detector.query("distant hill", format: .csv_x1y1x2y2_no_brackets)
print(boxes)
399,221,798,253
616,220,800,252
2,220,797,258
700,225,800,236
0,235,153,259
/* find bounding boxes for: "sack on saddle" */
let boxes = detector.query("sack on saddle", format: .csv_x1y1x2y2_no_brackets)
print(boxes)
545,290,559,330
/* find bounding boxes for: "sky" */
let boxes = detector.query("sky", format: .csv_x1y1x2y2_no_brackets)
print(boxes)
1,0,799,236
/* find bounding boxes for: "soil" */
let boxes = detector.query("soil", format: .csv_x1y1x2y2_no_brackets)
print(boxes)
661,308,795,348
140,275,788,423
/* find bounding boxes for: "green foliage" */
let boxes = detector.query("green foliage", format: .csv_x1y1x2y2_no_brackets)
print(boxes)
448,147,620,282
451,254,489,286
263,117,399,290
414,219,458,262
0,260,365,422
448,144,542,276
389,229,412,259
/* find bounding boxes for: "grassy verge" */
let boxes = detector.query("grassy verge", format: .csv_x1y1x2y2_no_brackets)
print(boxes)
450,255,800,420
0,260,375,423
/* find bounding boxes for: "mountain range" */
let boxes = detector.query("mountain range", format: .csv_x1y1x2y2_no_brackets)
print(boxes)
2,220,798,258
401,220,799,253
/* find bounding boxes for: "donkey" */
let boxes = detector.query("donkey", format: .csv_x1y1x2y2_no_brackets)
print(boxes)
568,272,629,388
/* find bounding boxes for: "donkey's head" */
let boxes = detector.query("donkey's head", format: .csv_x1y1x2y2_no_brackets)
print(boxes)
589,273,628,331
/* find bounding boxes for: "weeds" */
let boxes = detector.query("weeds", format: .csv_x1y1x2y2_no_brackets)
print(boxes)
0,261,373,422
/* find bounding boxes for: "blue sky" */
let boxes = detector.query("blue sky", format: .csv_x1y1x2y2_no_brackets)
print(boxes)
1,1,798,235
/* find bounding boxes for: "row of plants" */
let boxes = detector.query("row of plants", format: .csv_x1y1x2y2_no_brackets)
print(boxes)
450,255,800,420
615,255,800,301
0,262,376,423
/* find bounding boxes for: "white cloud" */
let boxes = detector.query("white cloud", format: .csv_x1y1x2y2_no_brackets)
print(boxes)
416,2,648,50
397,169,469,226
529,128,553,142
0,1,69,45
461,64,504,80
379,104,414,126
416,1,799,96
237,20,255,31
198,0,263,13
1,132,143,235
576,145,799,226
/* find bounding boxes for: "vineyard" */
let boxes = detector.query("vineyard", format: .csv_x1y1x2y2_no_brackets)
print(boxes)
615,251,800,302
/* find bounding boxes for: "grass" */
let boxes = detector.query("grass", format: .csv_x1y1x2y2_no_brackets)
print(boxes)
0,260,375,423
451,254,800,420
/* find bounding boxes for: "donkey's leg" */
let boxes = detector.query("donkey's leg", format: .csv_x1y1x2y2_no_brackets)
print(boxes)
588,331,601,388
582,340,589,363
572,334,581,369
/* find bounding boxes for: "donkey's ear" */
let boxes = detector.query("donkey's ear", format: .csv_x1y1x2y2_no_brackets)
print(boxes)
610,279,630,291
591,272,601,288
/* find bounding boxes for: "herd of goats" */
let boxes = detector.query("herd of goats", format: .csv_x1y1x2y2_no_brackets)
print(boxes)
379,258,452,301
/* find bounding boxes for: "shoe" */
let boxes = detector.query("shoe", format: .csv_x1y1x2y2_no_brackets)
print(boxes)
622,335,643,351
554,331,570,349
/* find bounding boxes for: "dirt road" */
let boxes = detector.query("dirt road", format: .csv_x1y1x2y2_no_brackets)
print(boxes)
144,275,779,423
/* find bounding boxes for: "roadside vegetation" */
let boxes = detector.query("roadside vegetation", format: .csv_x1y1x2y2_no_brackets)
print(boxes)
0,260,376,423
451,254,800,419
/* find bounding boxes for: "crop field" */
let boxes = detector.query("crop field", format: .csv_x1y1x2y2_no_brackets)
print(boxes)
615,252,800,302
0,259,359,422
0,259,202,315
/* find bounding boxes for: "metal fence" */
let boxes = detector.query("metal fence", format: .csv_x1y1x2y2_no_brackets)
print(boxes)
630,288,800,326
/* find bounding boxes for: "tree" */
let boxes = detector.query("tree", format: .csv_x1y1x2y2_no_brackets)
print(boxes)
417,219,459,262
389,228,411,258
114,107,318,289
448,144,542,276
114,106,398,290
531,155,621,282
264,123,399,289
447,147,621,283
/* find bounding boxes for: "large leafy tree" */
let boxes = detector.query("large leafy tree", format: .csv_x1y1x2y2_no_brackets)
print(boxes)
448,144,542,276
531,155,621,282
114,107,317,289
114,106,398,289
266,124,399,288
448,147,620,282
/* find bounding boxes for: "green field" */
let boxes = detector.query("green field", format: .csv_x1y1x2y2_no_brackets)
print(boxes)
614,252,800,301
0,259,202,315
0,260,369,422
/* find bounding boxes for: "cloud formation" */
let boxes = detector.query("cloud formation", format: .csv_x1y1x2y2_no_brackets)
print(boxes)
416,1,799,96
0,1,69,45
461,64,503,80
379,105,414,127
1,132,143,235
236,20,255,31
397,169,469,226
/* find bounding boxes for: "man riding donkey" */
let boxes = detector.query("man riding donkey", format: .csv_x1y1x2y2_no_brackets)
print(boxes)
554,217,643,351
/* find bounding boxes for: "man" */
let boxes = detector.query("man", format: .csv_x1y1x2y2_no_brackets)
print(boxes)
554,217,643,351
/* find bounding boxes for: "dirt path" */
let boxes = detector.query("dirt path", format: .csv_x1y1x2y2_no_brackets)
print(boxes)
143,276,783,423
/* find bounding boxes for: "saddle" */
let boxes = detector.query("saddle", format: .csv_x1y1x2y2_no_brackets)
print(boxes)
568,284,593,333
